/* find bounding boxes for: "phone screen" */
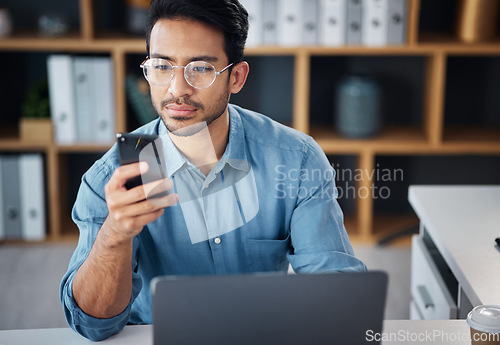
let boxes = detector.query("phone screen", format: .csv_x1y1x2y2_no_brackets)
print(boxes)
116,133,165,190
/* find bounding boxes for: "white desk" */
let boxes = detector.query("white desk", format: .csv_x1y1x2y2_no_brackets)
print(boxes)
0,321,472,345
408,185,500,318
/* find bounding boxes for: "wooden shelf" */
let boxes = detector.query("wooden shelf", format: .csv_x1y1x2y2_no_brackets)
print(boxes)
343,214,361,241
306,45,435,56
0,39,430,55
419,33,500,54
2,0,500,244
312,125,500,155
0,126,19,144
0,139,112,153
0,32,108,52
0,141,50,151
371,214,419,240
54,233,80,243
58,213,79,241
55,144,113,153
311,126,429,154
0,128,51,151
347,213,418,245
2,31,499,56
442,126,500,153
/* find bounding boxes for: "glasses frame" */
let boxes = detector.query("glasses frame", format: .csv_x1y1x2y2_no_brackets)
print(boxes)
140,57,233,89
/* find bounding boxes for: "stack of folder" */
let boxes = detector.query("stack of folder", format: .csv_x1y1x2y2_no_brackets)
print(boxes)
47,55,116,145
241,0,408,47
0,154,46,241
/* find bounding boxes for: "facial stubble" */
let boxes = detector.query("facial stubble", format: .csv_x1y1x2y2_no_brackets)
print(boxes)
156,87,231,137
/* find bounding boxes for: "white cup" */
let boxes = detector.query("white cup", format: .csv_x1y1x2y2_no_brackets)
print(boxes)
467,305,500,345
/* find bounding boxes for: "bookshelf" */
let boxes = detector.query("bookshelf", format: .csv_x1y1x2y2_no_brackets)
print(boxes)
1,0,500,243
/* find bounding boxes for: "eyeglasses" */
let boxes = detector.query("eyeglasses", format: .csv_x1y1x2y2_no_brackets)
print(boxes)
140,57,233,89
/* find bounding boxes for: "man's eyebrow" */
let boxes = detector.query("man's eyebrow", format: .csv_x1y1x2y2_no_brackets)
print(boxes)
149,53,219,63
190,55,219,63
150,53,173,60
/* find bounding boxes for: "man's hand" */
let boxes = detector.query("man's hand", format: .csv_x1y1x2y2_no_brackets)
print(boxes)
103,162,178,245
72,161,178,319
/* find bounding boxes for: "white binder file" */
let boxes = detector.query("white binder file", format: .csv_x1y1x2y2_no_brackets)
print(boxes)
73,56,94,143
262,0,278,45
93,57,116,144
319,0,347,46
362,0,388,46
47,55,77,144
19,154,46,241
277,0,302,46
303,0,319,45
1,155,22,239
346,0,363,45
241,0,263,47
387,0,407,45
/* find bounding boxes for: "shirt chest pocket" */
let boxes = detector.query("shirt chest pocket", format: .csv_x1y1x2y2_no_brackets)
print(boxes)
243,234,291,272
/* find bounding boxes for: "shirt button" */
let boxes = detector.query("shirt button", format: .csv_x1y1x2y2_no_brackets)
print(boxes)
214,237,221,244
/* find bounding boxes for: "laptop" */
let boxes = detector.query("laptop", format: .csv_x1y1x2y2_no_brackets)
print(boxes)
151,271,388,345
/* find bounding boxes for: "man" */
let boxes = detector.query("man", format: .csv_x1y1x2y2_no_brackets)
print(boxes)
60,0,366,341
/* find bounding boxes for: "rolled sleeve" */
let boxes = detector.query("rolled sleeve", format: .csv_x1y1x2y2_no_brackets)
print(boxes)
59,155,143,341
287,137,367,273
60,267,139,342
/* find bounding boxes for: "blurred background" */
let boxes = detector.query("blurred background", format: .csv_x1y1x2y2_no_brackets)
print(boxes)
0,0,499,330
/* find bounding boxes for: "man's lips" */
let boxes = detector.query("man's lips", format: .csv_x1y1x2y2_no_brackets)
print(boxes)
165,105,198,117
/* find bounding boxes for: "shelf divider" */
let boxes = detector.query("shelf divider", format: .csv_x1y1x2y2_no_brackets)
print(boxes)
80,0,95,41
357,151,375,240
424,52,447,147
293,51,310,134
46,146,61,240
113,49,128,133
407,0,421,46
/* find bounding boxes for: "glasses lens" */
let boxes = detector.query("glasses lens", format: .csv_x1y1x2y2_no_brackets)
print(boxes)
144,58,173,85
185,61,216,89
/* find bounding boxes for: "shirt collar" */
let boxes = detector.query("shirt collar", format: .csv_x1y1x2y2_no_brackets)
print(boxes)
157,105,250,178
214,105,250,174
158,120,189,178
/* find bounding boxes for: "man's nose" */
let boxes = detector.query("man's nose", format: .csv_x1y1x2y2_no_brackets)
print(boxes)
168,67,194,98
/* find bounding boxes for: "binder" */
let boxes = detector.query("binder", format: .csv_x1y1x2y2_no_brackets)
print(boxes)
346,0,363,45
47,55,77,144
73,56,95,143
319,0,347,46
0,156,4,241
262,0,278,45
241,0,263,47
93,57,116,144
302,0,319,45
19,154,46,241
387,0,407,45
362,0,388,46
1,155,22,239
277,0,302,46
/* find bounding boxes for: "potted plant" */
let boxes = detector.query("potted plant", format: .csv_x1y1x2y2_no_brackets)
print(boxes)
20,79,53,143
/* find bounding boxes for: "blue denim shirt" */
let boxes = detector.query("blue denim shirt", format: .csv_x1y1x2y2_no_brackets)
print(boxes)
60,104,366,341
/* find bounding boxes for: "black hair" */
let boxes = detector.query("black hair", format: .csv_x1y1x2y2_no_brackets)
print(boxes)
145,0,248,65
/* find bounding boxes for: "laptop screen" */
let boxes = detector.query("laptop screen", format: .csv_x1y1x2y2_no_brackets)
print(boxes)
151,271,387,345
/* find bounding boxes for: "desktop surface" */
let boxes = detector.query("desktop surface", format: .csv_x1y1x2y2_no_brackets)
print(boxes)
0,321,472,345
409,185,500,307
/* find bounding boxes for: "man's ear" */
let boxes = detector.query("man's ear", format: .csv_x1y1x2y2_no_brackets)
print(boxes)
229,61,249,94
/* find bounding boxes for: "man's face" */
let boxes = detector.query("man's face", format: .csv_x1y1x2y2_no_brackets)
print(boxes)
148,18,232,135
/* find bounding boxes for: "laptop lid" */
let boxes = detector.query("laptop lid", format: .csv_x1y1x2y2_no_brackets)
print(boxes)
151,271,387,345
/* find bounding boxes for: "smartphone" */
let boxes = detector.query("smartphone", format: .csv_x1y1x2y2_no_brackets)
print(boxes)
116,133,166,192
